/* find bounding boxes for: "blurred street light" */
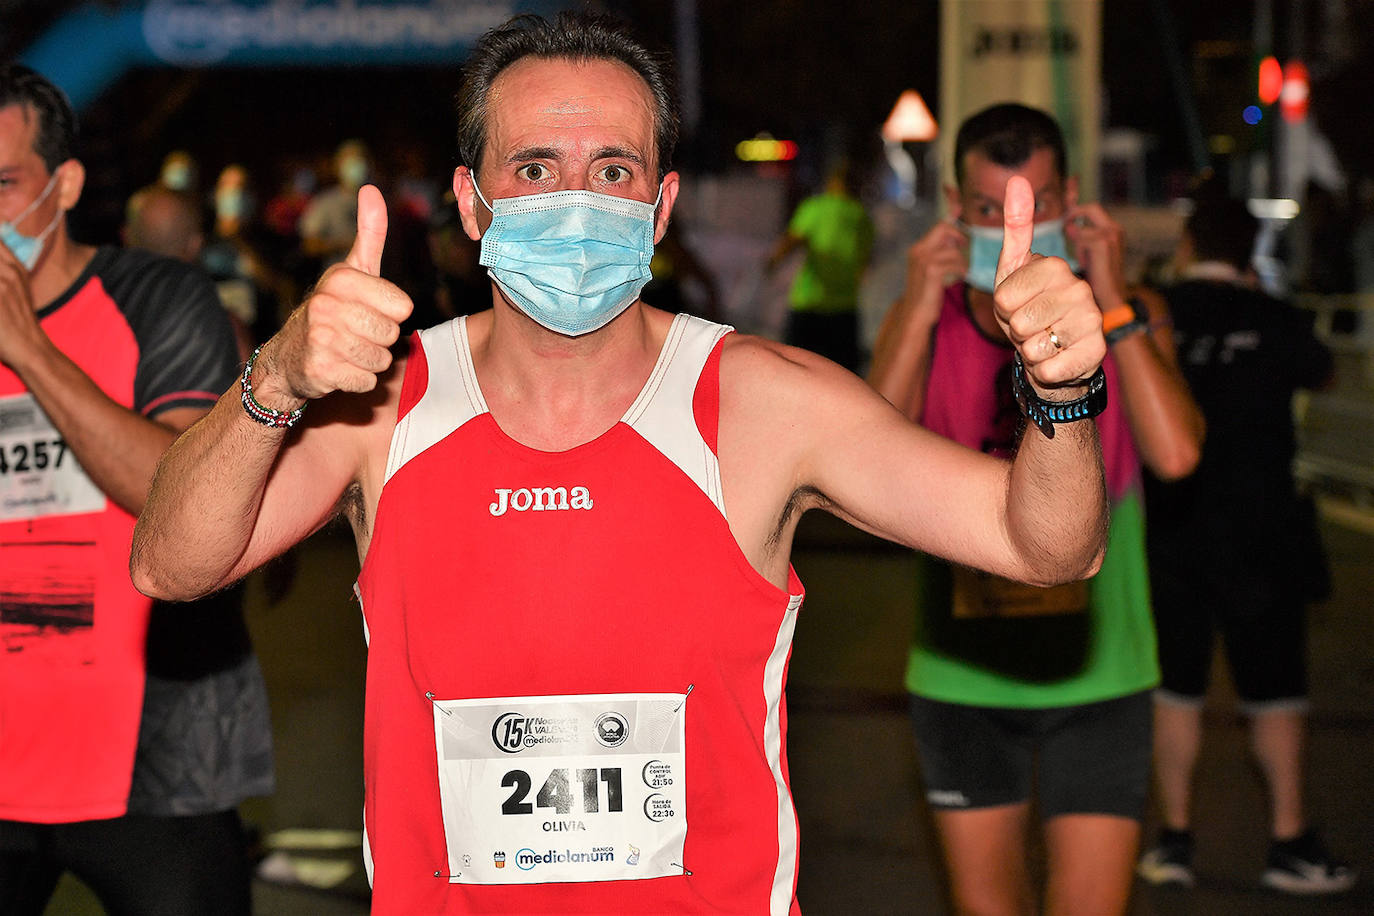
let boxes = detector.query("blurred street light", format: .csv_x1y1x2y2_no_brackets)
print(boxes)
881,89,938,143
881,89,938,209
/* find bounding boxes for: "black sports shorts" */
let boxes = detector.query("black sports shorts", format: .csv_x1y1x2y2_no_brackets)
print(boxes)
1150,555,1307,708
909,691,1152,820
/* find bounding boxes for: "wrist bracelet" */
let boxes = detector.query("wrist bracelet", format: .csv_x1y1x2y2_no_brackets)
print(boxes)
240,346,306,429
1010,352,1108,439
1103,296,1150,345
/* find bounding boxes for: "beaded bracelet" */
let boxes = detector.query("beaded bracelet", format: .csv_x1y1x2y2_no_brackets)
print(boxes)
240,346,306,429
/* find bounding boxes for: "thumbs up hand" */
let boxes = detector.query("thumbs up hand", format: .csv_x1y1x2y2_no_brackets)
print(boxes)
991,176,1105,394
252,186,414,407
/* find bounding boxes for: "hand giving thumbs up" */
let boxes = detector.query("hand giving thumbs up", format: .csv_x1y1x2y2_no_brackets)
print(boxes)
252,185,415,409
991,176,1106,393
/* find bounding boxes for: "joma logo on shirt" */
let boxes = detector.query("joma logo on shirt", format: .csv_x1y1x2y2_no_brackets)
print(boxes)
489,486,594,516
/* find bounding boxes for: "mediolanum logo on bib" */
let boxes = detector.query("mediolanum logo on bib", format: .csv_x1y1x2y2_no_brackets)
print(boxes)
489,486,594,517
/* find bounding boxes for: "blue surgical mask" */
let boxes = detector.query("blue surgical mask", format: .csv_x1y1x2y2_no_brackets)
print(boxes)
962,217,1080,292
474,181,659,337
0,172,63,270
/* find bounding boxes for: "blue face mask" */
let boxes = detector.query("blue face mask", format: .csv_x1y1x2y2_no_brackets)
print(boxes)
474,181,659,337
962,217,1079,292
0,172,62,271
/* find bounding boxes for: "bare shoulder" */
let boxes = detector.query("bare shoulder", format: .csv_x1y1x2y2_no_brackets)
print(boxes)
718,332,892,429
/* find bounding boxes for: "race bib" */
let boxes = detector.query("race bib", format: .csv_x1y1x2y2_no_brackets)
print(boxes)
0,394,105,522
951,565,1089,618
431,692,688,885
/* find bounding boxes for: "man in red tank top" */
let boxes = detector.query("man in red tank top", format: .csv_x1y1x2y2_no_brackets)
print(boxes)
136,13,1117,913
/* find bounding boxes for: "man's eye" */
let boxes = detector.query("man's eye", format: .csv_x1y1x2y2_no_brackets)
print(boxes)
519,164,546,181
601,165,628,183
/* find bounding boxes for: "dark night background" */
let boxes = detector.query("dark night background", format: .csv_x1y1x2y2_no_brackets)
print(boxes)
2,1,1371,283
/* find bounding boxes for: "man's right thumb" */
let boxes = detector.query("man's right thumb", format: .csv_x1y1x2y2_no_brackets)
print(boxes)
346,184,388,276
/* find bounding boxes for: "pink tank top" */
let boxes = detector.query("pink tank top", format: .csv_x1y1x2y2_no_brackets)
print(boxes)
923,284,1139,500
355,314,806,914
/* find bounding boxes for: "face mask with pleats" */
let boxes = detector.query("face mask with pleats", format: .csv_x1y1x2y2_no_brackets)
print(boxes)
962,216,1079,292
474,180,660,337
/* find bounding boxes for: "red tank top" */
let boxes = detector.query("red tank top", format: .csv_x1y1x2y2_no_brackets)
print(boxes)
356,314,806,914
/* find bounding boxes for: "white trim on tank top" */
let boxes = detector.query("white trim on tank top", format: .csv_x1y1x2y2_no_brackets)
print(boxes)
383,313,733,517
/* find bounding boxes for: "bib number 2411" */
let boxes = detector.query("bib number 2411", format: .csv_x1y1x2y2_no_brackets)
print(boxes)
501,767,624,816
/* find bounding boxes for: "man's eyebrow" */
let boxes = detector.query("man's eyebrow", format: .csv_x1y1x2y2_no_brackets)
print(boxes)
591,146,645,166
505,146,563,164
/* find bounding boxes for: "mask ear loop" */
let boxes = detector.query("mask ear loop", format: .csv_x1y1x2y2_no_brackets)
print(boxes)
30,204,64,248
469,173,495,215
4,170,61,230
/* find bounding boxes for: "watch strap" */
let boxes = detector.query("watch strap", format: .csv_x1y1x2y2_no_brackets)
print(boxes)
1010,353,1108,439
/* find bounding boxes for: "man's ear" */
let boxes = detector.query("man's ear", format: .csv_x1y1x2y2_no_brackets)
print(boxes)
653,171,680,244
453,166,484,242
1065,174,1080,209
56,158,85,210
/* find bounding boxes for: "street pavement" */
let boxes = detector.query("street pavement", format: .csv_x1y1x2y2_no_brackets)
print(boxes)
48,508,1373,914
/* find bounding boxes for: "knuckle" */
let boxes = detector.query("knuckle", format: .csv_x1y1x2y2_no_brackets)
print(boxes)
306,322,336,352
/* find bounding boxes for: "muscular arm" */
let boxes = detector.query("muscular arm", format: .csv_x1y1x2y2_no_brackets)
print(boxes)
729,343,1105,589
132,185,412,600
131,370,380,599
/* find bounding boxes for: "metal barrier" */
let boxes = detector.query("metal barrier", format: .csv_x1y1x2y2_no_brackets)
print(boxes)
1294,293,1374,508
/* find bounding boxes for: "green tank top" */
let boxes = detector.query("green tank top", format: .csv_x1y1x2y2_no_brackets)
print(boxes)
904,489,1159,708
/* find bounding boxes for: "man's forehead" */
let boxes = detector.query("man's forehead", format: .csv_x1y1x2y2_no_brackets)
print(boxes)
486,56,655,153
961,148,1062,200
0,103,41,167
0,102,37,138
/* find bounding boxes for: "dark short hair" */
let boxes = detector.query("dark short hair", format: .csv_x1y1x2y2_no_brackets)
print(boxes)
0,64,77,173
455,12,680,181
953,103,1066,188
1185,196,1258,271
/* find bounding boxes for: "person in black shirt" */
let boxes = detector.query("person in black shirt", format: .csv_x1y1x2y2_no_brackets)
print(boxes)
1137,194,1352,894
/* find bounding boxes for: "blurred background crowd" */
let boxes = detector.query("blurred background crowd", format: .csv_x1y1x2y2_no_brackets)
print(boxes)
3,1,1372,913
